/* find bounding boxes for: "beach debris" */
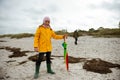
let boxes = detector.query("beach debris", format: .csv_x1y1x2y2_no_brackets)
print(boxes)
1,46,120,74
83,58,120,74
0,46,34,58
0,46,5,49
52,55,86,63
8,47,27,58
0,40,7,42
6,60,16,63
68,56,86,63
18,61,28,65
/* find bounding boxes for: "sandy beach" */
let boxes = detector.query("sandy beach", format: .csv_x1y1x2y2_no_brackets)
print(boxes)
0,36,120,80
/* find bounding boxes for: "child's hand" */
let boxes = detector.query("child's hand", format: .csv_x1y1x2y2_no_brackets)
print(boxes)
34,47,38,52
63,34,67,39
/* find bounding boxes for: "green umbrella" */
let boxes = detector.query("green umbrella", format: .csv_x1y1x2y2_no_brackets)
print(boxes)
62,38,69,71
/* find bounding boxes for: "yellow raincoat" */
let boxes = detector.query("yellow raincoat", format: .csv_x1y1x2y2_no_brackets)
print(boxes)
34,25,63,52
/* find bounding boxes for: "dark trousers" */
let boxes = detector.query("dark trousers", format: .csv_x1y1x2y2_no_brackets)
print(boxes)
75,38,78,45
36,52,51,66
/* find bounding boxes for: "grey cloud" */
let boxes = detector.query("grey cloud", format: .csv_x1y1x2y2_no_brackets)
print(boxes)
101,0,120,20
101,0,120,13
23,4,59,15
22,4,59,21
89,0,120,21
89,0,120,14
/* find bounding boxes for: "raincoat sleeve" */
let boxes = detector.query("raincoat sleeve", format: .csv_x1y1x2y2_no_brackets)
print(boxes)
34,27,41,48
51,30,64,39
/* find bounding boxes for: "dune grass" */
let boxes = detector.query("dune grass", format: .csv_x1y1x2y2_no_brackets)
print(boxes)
73,28,120,38
0,28,120,38
0,33,34,39
91,28,120,38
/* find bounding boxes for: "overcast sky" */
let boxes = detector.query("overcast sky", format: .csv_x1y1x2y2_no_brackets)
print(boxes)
0,0,120,34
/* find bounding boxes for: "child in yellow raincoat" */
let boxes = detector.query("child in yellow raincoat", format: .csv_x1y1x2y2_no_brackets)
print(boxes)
34,16,67,79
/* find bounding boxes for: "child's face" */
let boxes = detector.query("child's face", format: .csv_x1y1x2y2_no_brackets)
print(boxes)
44,20,50,25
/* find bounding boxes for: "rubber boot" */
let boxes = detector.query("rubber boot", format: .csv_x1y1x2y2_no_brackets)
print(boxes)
47,63,55,74
34,65,40,79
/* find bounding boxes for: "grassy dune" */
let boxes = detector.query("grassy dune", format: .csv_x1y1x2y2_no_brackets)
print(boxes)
88,28,120,38
0,28,120,39
0,33,34,39
55,28,120,38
